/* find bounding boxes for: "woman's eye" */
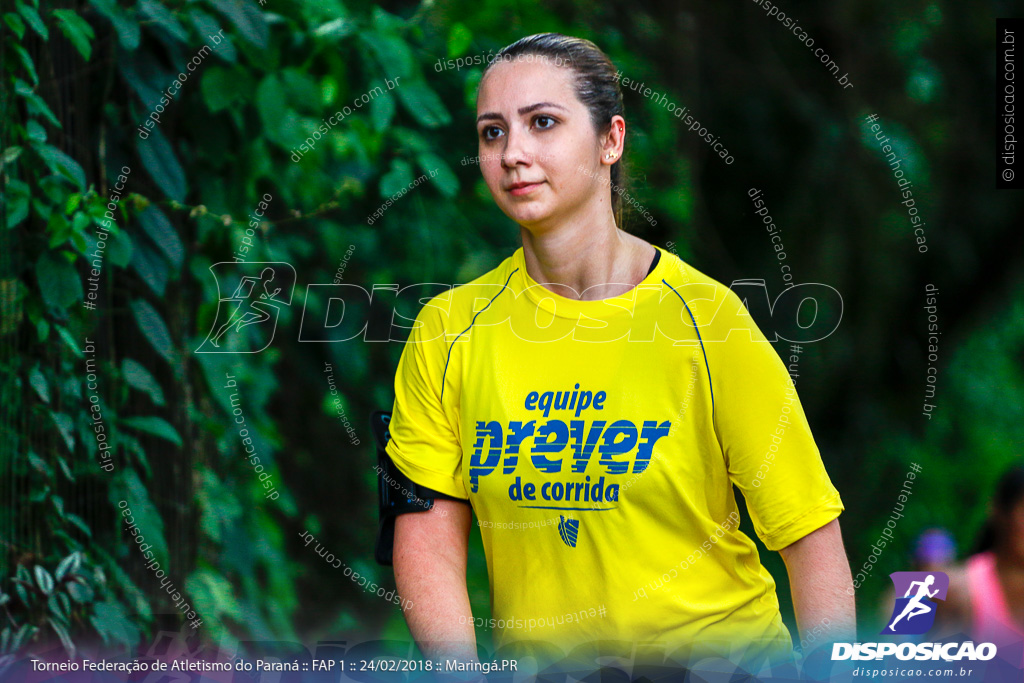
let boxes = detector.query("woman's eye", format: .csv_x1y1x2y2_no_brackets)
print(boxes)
534,115,556,130
481,126,504,141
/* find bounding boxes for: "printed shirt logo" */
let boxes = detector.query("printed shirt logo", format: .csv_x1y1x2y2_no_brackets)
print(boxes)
471,387,673,546
558,516,580,548
883,571,949,635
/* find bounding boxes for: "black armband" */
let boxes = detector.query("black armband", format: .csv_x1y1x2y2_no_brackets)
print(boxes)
371,411,468,566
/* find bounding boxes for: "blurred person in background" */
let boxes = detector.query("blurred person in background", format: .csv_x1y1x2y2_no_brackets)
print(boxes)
942,465,1024,656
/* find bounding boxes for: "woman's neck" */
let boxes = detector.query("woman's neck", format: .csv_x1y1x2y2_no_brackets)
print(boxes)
519,218,654,302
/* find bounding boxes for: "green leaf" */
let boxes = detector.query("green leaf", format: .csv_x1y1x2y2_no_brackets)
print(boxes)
10,44,38,86
189,9,235,62
31,143,86,190
11,624,36,651
15,79,60,127
89,0,140,50
138,0,188,42
120,416,181,447
28,452,52,477
34,566,54,595
110,469,169,566
416,152,459,198
2,146,22,165
66,579,94,603
36,251,83,308
281,69,321,115
138,206,183,268
447,23,472,58
107,228,133,267
16,1,47,39
201,66,248,112
55,326,82,357
369,89,395,132
256,74,289,145
26,120,46,143
361,31,413,80
380,158,414,198
47,593,71,624
53,9,95,61
130,299,174,364
57,455,74,481
48,619,74,657
130,238,169,296
66,513,91,537
55,552,81,581
4,12,26,39
50,413,75,452
396,81,451,128
312,18,355,41
90,598,140,647
137,128,186,202
5,179,30,227
29,365,49,403
210,0,267,48
122,358,165,405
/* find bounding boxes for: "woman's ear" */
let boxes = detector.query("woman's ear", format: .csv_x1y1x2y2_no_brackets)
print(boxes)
601,115,626,165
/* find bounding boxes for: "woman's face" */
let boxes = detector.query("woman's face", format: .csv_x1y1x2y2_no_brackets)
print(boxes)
476,57,614,231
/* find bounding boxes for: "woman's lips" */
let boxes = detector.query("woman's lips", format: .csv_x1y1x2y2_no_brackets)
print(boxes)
508,181,544,196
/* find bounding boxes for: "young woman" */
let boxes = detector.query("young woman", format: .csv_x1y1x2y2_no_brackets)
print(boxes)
384,33,855,672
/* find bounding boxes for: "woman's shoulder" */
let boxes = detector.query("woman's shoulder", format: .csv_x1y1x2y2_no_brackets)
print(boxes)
409,249,521,332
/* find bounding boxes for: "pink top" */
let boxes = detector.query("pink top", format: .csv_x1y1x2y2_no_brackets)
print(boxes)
966,551,1024,647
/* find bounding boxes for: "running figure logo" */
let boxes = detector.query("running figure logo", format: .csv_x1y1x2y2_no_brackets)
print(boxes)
196,262,295,353
882,571,949,635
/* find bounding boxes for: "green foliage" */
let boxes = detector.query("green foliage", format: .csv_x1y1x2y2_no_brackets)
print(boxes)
1,0,1021,659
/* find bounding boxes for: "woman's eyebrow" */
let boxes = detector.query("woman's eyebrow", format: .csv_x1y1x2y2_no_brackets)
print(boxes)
476,102,569,124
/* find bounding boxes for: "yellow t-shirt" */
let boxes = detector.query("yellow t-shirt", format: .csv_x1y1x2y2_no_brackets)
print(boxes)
386,245,843,668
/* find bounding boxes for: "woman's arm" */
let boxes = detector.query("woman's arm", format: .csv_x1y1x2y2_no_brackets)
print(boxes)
778,518,857,646
393,498,478,662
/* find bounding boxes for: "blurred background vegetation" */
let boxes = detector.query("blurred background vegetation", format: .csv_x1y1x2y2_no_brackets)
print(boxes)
1,0,1022,668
